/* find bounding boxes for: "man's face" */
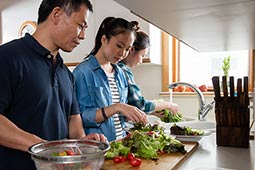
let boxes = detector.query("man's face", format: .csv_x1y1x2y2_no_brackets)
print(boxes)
56,5,90,52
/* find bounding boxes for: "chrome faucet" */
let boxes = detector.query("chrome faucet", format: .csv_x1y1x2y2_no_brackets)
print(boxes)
169,82,215,120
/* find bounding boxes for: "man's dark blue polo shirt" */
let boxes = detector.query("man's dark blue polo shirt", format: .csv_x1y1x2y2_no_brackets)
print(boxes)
0,34,81,170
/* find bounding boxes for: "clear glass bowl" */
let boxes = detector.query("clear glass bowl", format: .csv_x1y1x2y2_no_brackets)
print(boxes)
28,139,110,170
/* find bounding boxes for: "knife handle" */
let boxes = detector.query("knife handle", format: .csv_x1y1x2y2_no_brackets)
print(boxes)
212,76,221,99
222,76,228,99
229,76,235,98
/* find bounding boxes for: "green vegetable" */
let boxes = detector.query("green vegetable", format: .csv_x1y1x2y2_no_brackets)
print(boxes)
160,109,183,123
50,152,59,156
105,141,130,159
170,124,205,136
106,124,186,160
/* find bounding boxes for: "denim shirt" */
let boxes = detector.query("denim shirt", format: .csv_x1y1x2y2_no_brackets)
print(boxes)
73,55,128,141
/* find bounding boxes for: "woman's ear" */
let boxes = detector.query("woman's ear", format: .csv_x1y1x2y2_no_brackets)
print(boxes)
130,47,135,54
101,35,107,45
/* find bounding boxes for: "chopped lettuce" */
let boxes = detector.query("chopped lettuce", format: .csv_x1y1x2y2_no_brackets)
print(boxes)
160,109,183,123
106,124,186,160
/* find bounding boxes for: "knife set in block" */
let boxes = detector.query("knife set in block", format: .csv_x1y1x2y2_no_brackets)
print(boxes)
212,76,250,148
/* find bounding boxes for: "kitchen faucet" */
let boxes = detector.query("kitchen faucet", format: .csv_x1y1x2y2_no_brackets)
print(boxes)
169,82,215,120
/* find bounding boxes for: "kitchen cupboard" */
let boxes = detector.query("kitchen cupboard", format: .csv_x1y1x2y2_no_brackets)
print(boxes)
113,0,255,52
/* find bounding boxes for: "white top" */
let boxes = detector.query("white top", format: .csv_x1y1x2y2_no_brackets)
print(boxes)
107,73,123,140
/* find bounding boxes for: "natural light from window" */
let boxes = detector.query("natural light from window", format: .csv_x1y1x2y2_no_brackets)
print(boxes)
180,42,249,87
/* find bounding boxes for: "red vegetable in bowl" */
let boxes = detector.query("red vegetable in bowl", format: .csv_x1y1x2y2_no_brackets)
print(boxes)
65,150,75,156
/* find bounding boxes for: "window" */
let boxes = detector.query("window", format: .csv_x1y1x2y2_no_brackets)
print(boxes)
179,42,249,87
161,33,255,92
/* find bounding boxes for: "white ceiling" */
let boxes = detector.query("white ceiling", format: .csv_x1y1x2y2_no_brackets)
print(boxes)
0,0,23,11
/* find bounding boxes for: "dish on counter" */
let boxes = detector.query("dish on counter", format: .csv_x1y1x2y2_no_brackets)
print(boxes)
166,124,212,142
172,130,211,142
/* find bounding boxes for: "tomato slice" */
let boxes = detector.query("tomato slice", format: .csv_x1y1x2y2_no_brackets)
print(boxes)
130,158,142,167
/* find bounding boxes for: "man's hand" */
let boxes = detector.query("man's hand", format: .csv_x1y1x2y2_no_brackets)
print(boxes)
82,133,108,142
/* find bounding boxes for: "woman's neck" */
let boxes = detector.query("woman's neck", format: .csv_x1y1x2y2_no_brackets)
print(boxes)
95,53,113,74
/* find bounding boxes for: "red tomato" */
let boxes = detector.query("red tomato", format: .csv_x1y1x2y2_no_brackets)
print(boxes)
65,150,75,156
127,153,135,161
113,156,122,163
130,158,142,167
147,131,154,135
113,156,126,163
120,156,127,162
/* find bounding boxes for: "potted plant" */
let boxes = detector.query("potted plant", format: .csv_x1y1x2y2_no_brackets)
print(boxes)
222,56,231,78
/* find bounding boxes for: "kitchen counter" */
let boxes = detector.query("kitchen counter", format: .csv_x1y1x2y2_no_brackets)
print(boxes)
178,132,254,170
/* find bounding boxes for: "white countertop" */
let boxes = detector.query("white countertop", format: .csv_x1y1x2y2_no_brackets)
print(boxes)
178,132,255,170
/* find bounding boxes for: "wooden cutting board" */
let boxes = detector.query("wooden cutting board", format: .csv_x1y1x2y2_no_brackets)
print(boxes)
101,141,198,170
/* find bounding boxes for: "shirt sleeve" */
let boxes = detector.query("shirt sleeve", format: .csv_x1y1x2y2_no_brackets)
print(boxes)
122,65,156,113
73,67,100,127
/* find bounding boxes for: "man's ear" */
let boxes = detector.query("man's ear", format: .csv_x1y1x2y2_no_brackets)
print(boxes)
50,7,64,24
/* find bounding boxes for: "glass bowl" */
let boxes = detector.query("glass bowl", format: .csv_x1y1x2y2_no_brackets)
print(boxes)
28,139,110,170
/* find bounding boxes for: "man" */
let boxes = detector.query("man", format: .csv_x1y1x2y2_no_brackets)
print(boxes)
0,0,106,169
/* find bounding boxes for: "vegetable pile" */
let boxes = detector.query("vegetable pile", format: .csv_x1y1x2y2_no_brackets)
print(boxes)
170,124,204,136
105,123,186,166
159,109,183,123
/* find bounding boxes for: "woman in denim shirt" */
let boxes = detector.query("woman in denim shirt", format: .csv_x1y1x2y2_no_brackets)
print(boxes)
73,17,148,141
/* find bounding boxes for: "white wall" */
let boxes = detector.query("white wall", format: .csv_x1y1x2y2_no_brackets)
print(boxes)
0,0,95,63
132,63,162,100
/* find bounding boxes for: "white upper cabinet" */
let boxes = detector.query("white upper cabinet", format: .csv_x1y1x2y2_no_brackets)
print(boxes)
113,0,255,52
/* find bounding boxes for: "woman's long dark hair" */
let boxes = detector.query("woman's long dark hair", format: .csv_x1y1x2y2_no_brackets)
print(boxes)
87,17,136,58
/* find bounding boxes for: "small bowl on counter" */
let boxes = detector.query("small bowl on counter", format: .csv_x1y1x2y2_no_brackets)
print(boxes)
28,139,110,170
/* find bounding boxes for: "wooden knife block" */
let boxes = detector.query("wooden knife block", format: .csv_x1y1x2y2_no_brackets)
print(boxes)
215,94,250,148
212,76,250,148
216,126,249,148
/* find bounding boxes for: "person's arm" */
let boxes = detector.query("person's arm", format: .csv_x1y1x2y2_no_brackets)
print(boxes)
154,101,179,114
68,114,107,142
95,103,148,124
68,114,86,139
0,114,44,152
151,101,179,118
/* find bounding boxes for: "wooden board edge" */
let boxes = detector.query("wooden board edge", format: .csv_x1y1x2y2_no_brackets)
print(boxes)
172,141,199,170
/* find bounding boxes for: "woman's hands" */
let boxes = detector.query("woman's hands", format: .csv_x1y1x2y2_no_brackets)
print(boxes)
168,102,179,114
115,103,148,124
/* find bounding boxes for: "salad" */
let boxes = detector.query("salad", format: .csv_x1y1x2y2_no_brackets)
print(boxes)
170,124,205,136
105,123,186,161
